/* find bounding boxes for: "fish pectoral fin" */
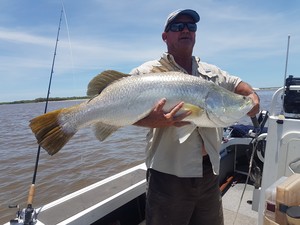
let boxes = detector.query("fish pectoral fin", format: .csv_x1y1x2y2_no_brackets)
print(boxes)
182,103,204,118
93,122,120,141
175,124,197,143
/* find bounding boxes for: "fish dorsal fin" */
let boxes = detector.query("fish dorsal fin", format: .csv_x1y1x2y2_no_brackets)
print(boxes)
87,70,131,97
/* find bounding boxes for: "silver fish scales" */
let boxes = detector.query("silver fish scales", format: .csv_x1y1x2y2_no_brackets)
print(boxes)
29,70,254,155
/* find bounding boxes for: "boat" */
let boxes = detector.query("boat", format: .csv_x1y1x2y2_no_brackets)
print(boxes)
4,10,300,224
5,74,300,225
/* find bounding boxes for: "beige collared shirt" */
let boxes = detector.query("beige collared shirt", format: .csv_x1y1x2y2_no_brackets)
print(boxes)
130,53,242,177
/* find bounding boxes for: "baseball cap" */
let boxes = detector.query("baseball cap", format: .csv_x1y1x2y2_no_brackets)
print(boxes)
164,9,200,32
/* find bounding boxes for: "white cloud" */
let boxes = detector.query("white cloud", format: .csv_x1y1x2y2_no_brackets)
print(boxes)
0,28,52,46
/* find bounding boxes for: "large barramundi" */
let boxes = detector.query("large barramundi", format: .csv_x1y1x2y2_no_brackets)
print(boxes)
29,70,254,155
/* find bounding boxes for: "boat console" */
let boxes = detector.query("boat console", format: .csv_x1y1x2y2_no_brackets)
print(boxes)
257,79,300,225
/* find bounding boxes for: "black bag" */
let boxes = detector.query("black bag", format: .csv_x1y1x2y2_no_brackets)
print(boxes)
284,75,300,114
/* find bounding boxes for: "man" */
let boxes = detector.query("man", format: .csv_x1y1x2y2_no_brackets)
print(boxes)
131,9,260,225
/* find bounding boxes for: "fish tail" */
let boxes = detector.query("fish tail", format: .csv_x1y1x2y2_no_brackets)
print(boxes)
29,108,76,155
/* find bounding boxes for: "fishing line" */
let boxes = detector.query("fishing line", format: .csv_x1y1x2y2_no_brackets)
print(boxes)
60,1,90,166
232,139,259,224
61,0,75,82
233,117,261,224
61,0,88,166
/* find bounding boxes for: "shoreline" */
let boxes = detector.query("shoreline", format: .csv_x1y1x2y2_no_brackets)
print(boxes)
0,96,89,105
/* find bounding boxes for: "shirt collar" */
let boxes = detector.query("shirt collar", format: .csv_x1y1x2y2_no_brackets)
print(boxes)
194,56,218,79
163,52,217,79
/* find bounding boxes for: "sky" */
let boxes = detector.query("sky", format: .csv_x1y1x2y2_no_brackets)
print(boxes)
0,0,299,102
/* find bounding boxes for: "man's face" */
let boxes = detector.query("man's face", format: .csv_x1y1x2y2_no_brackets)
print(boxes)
162,15,196,54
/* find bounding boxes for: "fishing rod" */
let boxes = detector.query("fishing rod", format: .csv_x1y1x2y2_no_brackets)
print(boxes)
9,8,64,225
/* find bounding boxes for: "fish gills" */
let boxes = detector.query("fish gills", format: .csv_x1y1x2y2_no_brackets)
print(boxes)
29,108,76,155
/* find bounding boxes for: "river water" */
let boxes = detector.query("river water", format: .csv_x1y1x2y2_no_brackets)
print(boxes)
0,90,277,223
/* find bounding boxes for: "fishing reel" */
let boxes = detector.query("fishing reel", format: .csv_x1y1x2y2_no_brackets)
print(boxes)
9,204,37,225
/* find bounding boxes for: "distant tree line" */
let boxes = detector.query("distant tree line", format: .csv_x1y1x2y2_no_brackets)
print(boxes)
0,96,90,105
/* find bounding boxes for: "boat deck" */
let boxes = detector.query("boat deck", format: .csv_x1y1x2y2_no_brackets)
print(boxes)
32,165,147,225
223,183,258,225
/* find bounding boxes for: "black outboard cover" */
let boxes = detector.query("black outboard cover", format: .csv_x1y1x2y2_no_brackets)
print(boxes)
284,75,300,114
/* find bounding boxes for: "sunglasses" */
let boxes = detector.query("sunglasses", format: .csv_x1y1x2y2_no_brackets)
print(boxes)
167,22,197,32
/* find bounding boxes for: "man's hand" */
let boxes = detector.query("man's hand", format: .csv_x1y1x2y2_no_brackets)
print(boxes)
134,98,192,128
